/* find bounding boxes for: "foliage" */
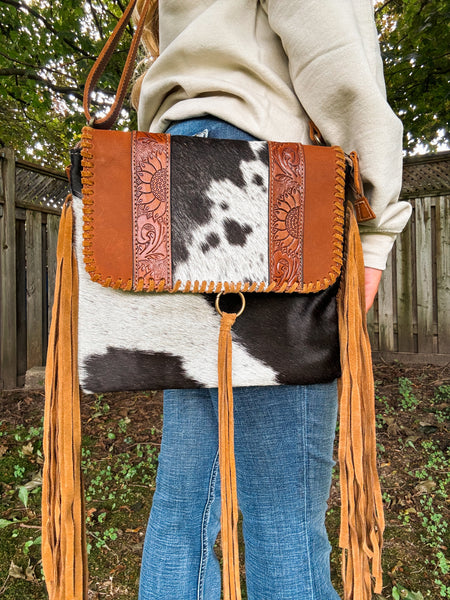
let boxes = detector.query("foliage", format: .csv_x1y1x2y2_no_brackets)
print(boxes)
0,0,448,166
1,368,449,598
375,0,449,153
0,0,139,168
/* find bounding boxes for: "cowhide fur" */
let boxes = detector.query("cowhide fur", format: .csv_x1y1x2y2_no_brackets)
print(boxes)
170,136,269,283
70,138,341,393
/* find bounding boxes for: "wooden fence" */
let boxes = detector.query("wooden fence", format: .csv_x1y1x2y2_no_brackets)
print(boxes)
0,149,67,388
368,153,450,364
0,148,449,389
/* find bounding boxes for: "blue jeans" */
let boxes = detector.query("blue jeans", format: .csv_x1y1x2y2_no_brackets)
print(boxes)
138,117,340,600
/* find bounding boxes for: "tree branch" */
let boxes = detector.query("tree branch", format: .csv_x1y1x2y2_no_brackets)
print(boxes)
375,0,399,16
0,68,84,99
87,0,103,39
0,50,79,84
0,68,120,109
375,0,396,15
0,0,94,59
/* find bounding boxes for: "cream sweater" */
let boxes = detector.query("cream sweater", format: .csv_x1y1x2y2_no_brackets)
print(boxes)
137,0,412,270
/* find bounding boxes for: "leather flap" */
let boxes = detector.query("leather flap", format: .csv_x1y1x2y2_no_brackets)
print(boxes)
78,127,346,294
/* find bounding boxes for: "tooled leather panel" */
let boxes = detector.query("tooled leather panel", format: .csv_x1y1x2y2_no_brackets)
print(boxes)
268,142,305,290
132,132,172,290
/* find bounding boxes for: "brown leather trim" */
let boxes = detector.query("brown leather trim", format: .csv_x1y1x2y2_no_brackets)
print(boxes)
268,142,305,290
132,132,171,290
354,196,376,222
302,145,345,290
81,127,133,288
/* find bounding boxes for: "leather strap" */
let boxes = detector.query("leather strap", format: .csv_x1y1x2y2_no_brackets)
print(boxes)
83,0,153,129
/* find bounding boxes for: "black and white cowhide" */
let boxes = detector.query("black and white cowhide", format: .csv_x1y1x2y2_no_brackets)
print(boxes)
170,136,269,284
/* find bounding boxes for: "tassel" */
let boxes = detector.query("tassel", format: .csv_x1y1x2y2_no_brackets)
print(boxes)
337,206,385,599
42,198,88,600
217,311,242,600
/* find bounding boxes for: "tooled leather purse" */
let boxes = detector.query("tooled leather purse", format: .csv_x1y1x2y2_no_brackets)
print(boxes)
41,1,384,599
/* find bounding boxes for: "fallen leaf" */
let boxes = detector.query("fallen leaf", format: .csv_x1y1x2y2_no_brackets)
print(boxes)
109,564,126,574
9,561,25,579
22,471,42,491
415,480,436,494
405,435,420,446
390,560,404,574
21,441,34,456
25,564,38,581
385,417,401,437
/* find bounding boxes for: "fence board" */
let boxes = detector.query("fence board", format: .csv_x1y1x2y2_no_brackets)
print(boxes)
415,199,434,353
25,210,43,369
378,251,395,351
366,302,376,350
16,218,27,380
47,214,60,334
436,197,450,353
0,149,17,389
396,219,415,352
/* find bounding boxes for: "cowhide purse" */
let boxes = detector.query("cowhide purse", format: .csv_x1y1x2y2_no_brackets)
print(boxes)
41,2,384,600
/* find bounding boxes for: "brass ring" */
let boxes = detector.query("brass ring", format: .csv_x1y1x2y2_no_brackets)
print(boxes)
215,291,246,318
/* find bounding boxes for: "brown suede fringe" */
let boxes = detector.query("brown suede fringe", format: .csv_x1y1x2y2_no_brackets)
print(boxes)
42,200,384,599
217,311,242,600
42,198,88,599
337,207,385,599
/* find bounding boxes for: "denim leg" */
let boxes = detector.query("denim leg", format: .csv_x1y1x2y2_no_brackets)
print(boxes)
165,115,259,141
228,382,341,600
139,118,340,599
138,388,222,600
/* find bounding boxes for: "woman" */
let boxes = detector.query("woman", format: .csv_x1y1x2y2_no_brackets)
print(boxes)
133,2,412,599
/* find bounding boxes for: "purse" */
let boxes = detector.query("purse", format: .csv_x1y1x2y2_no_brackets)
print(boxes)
41,1,384,599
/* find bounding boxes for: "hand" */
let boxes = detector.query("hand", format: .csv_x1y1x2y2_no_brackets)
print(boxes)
364,267,382,312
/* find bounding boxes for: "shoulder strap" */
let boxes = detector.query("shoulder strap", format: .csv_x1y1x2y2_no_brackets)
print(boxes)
83,0,153,130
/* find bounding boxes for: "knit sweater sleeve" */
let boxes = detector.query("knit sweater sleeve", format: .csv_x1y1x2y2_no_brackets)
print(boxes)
261,0,412,270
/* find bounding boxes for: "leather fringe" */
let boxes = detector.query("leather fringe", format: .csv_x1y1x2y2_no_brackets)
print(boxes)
42,198,88,599
337,207,385,599
217,312,242,600
41,196,383,600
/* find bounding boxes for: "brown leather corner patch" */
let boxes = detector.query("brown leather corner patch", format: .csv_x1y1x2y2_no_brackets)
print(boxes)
132,132,171,290
81,128,134,288
354,196,376,222
268,142,305,290
302,145,345,290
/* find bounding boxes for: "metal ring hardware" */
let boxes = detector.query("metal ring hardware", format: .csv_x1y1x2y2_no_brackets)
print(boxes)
215,291,246,318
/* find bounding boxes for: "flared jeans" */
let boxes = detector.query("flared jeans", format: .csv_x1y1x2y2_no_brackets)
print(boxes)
138,117,341,600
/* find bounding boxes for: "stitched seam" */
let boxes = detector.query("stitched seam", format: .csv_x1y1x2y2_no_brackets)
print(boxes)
301,388,315,598
197,449,220,600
